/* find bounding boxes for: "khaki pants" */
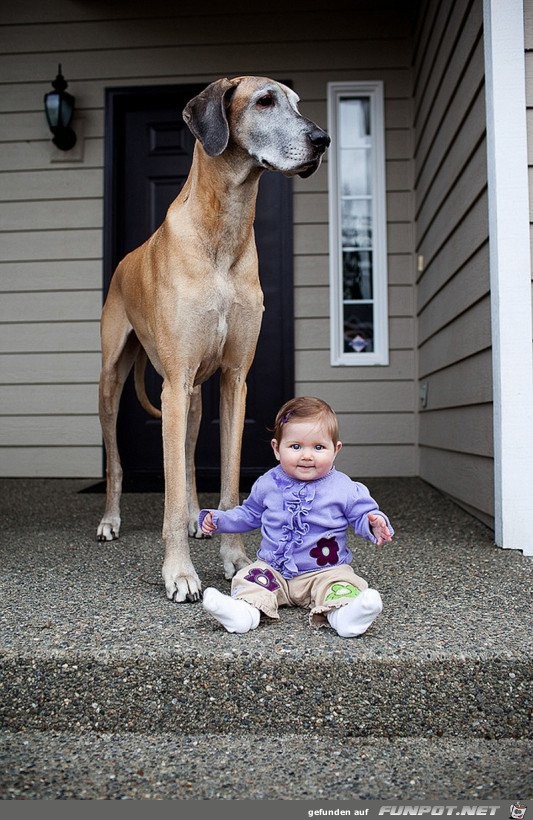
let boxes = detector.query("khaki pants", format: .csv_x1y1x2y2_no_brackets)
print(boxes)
230,560,369,627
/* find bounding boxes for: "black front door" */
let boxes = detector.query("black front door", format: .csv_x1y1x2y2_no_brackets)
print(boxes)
104,84,294,490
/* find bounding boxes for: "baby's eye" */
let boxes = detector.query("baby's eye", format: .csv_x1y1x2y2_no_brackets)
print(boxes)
314,444,325,451
290,444,301,451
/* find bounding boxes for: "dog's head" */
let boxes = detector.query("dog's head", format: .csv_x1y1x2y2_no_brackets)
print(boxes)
182,76,330,178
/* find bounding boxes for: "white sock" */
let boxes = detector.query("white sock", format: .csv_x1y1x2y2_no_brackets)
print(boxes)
327,588,383,637
202,587,260,634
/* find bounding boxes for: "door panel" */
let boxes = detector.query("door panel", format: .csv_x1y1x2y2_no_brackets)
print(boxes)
104,84,294,490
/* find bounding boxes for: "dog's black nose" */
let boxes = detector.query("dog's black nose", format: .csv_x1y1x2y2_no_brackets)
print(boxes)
308,128,331,152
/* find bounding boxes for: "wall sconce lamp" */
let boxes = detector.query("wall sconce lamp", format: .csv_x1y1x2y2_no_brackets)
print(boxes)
44,64,77,151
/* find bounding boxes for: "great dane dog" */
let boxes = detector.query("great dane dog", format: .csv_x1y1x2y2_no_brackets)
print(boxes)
96,76,330,602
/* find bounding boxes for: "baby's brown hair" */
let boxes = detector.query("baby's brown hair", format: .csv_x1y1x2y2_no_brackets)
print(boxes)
273,396,340,446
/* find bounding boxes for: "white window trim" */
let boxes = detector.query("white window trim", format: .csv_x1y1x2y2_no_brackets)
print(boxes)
327,80,389,366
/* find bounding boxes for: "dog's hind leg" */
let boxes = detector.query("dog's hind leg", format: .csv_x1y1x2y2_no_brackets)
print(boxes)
218,368,253,579
186,384,203,538
96,304,140,542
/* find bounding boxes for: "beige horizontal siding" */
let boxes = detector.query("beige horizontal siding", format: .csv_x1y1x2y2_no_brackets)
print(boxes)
0,322,100,353
2,384,98,415
0,0,418,478
335,445,417,478
416,86,486,240
418,296,491,377
0,415,101,446
417,192,489,310
418,244,489,340
0,199,102,231
419,447,494,519
0,447,102,477
414,0,492,523
2,230,101,262
414,3,484,196
418,404,493,458
0,261,101,291
296,381,415,413
417,140,487,267
0,139,102,173
0,168,103,200
336,412,415,445
0,352,100,383
0,292,101,323
417,350,493,410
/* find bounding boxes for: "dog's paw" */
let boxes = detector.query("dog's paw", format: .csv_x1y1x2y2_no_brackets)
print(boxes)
96,517,120,542
163,560,202,603
188,518,208,539
222,554,252,580
220,538,252,580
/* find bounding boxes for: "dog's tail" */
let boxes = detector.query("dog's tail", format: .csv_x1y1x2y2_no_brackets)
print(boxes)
134,348,162,419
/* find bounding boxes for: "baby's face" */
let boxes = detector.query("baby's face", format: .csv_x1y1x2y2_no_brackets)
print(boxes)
271,418,342,481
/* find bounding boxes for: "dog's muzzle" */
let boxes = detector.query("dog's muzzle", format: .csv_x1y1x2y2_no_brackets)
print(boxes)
308,127,331,154
297,126,330,178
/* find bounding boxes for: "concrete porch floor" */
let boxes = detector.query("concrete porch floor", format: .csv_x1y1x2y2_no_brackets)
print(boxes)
0,477,531,799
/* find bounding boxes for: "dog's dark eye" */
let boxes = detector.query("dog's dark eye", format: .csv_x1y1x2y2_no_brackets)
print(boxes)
257,94,274,108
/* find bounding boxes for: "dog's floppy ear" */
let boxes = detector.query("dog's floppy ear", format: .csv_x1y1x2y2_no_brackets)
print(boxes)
182,78,237,157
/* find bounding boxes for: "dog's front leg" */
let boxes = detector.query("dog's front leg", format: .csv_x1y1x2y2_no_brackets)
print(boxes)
161,378,202,602
219,368,253,579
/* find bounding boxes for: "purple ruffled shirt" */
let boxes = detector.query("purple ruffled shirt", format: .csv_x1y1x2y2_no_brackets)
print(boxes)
198,466,393,580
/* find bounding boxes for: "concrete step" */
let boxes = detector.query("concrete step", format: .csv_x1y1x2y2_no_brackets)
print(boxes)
1,649,529,739
1,729,531,800
1,478,531,741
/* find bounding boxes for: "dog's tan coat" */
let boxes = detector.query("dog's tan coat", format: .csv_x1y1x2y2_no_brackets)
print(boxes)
96,76,329,602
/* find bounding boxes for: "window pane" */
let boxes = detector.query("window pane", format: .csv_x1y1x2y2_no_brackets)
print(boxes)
339,97,370,144
341,199,372,248
340,149,371,196
328,81,388,365
343,251,373,300
343,303,374,353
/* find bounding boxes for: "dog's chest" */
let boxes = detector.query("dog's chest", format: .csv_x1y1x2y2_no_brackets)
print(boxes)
202,277,240,346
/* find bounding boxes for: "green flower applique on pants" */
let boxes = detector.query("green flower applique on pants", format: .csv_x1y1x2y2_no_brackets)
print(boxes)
324,582,361,602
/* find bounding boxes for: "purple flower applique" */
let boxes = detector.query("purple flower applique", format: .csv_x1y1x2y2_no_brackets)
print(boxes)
244,567,280,592
310,537,339,567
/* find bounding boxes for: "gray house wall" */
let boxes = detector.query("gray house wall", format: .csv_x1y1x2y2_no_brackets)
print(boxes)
412,0,495,526
0,0,418,480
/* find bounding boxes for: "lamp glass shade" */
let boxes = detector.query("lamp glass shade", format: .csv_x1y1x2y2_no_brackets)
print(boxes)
44,90,74,130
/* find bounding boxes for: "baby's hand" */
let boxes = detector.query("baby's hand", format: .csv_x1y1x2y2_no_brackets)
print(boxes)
368,513,392,546
201,512,217,535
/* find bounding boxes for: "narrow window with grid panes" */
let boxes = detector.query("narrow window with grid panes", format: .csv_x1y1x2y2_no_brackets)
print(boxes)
328,82,389,365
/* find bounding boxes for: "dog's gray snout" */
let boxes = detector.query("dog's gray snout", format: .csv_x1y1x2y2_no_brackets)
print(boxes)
308,127,331,153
